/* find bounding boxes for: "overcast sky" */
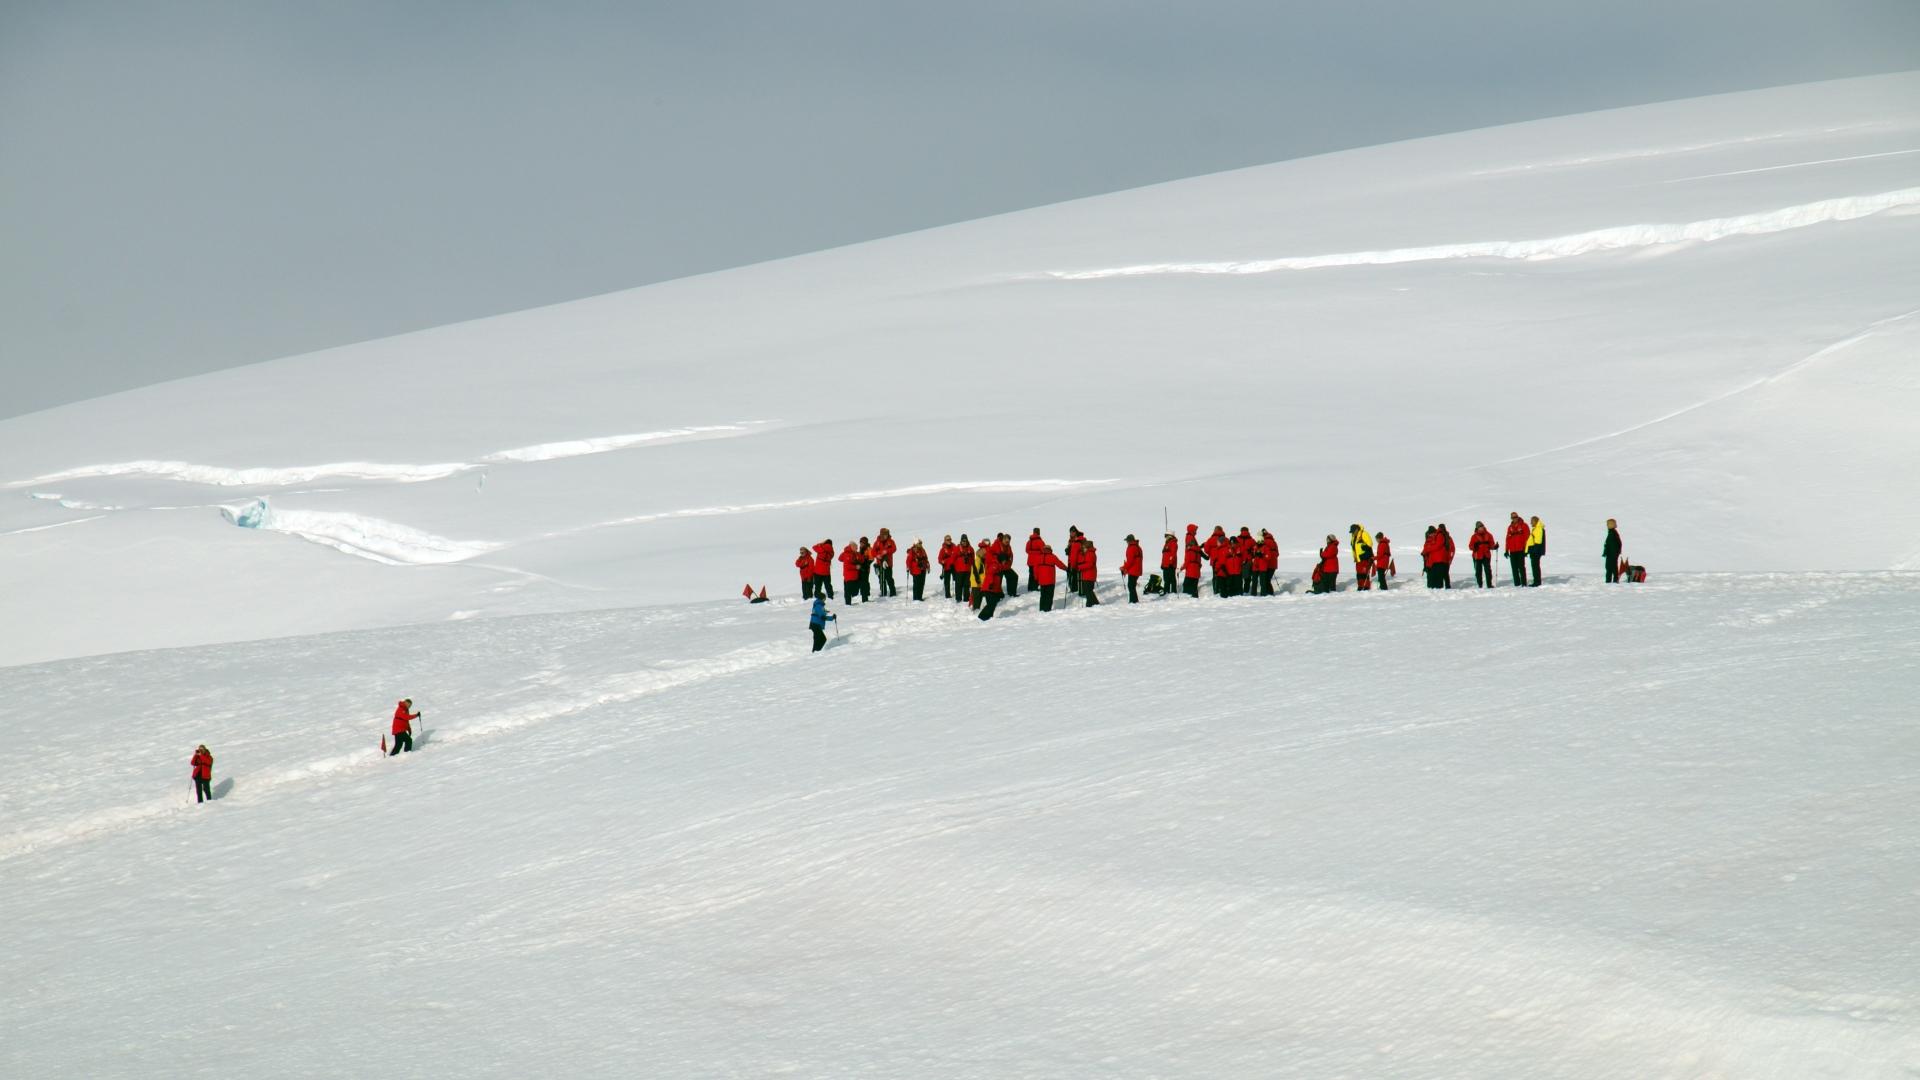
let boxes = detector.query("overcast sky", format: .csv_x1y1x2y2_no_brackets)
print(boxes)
3,1,1916,417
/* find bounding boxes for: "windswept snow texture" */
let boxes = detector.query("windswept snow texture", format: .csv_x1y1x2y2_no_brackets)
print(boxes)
3,577,1919,1077
2,74,1919,663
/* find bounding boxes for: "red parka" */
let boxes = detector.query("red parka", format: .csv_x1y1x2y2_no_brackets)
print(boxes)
839,543,861,581
1421,531,1445,568
905,545,929,575
1317,541,1340,575
1438,527,1455,563
795,553,813,582
1160,536,1177,569
1073,541,1099,582
1504,519,1531,554
1026,532,1046,567
811,542,833,578
392,700,419,736
1469,527,1497,559
1374,535,1392,571
1121,539,1144,576
190,747,213,780
977,546,1004,594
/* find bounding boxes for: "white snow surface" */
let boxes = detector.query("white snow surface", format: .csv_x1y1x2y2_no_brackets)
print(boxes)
3,576,1919,1078
5,75,1920,1077
2,73,1919,664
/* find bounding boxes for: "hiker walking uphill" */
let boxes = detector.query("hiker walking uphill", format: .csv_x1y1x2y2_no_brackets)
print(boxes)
190,744,214,804
1527,516,1547,587
808,595,836,651
389,699,420,755
1603,519,1623,583
1121,534,1144,603
1505,513,1531,587
1469,521,1497,588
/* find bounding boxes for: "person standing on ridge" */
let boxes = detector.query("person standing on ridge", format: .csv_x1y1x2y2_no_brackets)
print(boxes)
906,539,930,600
812,539,835,600
809,595,836,651
1374,532,1393,591
190,744,215,803
1026,529,1047,592
1527,515,1547,587
1121,534,1144,603
1504,513,1531,587
1160,532,1178,596
1437,524,1457,588
1313,535,1340,593
795,547,815,599
1603,519,1623,583
390,699,420,755
1074,535,1101,606
1469,521,1497,588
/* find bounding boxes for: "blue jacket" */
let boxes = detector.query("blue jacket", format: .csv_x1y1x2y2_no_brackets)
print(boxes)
808,598,835,629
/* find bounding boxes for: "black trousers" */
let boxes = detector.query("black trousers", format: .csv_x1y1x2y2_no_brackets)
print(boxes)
1474,557,1493,588
1528,548,1543,586
811,627,827,652
1604,559,1618,583
1026,567,1037,591
858,572,871,601
1262,570,1276,595
1004,568,1019,597
1508,553,1526,586
941,569,952,597
977,592,1001,621
911,572,926,600
1082,581,1100,606
1126,575,1139,603
1183,576,1199,597
194,777,212,803
879,565,896,597
1375,566,1388,590
1311,571,1332,594
1424,566,1440,589
1039,584,1055,611
955,577,970,603
390,731,412,755
843,582,858,605
821,574,834,599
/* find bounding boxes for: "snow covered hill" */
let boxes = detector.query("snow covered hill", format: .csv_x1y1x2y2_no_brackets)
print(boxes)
5,574,1918,1077
2,73,1918,665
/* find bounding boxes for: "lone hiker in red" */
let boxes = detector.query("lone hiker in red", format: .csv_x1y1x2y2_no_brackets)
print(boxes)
812,539,835,600
190,744,214,803
1033,544,1068,611
1504,512,1532,587
1469,521,1497,588
1121,534,1144,603
390,699,420,756
1073,535,1101,606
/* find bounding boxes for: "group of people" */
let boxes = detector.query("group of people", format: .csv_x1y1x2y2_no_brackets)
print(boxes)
800,514,1627,647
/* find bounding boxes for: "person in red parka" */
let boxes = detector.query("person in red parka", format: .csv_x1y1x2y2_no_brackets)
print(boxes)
1182,525,1203,597
1256,529,1279,595
1024,528,1047,592
1504,512,1531,587
873,529,898,598
1032,544,1068,611
811,539,835,600
1064,527,1085,594
905,540,930,601
1121,534,1144,603
1436,524,1456,589
1420,526,1444,589
1159,533,1177,595
952,535,974,604
1373,532,1393,591
1313,535,1340,593
795,547,815,598
938,535,956,598
855,537,874,602
839,541,862,605
997,533,1019,597
390,698,420,756
190,744,215,803
975,539,1004,621
1219,535,1244,597
1073,536,1101,606
1469,521,1497,588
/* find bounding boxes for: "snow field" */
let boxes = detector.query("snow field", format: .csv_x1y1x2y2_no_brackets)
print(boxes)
4,573,1918,1077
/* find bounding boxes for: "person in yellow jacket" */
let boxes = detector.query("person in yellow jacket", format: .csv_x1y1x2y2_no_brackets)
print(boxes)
1348,524,1375,589
970,545,987,609
1527,515,1547,587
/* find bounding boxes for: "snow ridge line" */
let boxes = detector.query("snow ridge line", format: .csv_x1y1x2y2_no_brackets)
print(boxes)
0,608,950,865
221,500,503,565
1,422,774,490
1036,186,1920,280
549,479,1124,537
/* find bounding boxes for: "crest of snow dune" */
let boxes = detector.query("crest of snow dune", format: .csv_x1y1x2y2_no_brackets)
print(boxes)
1043,186,1920,279
481,422,771,463
222,498,499,565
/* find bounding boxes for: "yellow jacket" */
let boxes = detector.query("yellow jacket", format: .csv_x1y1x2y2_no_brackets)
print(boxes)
1529,520,1546,550
1350,526,1374,561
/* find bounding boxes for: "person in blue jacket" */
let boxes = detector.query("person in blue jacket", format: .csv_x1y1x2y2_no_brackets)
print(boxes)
809,595,837,652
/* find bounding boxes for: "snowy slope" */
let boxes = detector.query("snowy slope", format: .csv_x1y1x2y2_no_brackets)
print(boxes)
1,74,1917,665
4,574,1919,1078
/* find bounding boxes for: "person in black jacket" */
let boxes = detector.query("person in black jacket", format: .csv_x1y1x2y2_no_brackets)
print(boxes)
1603,518,1623,583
